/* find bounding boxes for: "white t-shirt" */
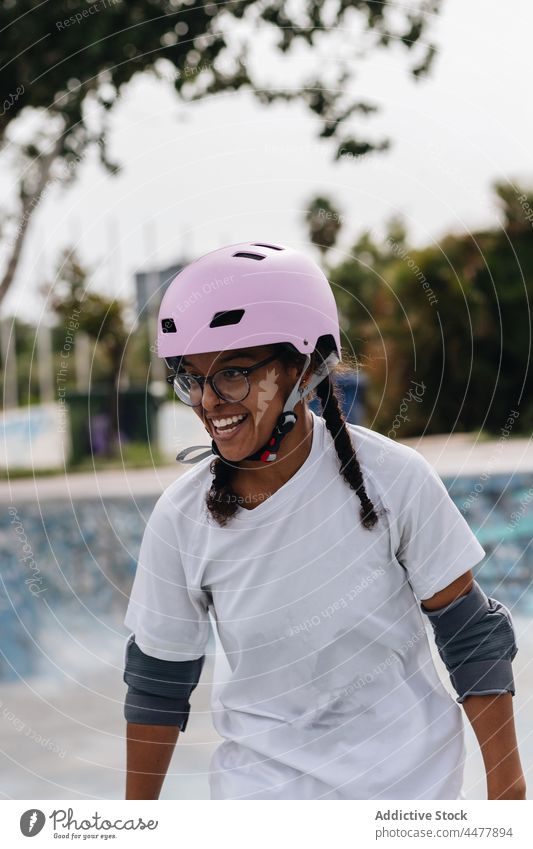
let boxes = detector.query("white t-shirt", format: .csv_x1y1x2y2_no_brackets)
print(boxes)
123,409,486,800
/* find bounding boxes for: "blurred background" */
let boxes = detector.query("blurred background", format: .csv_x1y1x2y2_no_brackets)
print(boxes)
0,0,532,800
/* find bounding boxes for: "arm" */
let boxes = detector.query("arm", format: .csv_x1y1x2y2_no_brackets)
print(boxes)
123,636,206,800
421,571,526,800
126,723,180,800
122,492,211,799
461,692,526,800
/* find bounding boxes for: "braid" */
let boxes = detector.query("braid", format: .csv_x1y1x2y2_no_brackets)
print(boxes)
205,453,241,527
314,373,379,530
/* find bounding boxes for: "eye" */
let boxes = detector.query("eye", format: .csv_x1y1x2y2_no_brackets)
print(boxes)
221,368,242,379
176,372,196,386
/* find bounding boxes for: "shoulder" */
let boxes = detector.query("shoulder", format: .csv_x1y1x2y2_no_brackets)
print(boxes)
149,457,213,527
345,422,430,475
343,422,437,505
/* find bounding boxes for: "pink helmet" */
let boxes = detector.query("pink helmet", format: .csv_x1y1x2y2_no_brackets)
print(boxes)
157,241,342,464
157,240,341,360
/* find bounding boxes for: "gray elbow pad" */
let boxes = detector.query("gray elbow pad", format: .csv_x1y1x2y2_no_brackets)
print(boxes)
421,581,518,704
123,634,205,730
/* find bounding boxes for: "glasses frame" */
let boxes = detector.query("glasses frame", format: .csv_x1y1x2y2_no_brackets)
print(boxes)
166,352,280,407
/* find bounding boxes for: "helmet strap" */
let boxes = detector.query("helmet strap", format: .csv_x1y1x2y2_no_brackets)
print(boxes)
176,351,339,465
238,350,338,463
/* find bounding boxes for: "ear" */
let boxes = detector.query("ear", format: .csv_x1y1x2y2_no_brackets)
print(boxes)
303,352,319,384
287,361,314,386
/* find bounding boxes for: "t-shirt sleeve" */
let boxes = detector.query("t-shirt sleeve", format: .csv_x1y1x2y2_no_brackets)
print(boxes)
123,492,211,661
393,450,486,602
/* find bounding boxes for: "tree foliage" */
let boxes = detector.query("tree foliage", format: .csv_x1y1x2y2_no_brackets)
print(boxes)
0,0,442,302
305,195,343,261
44,249,130,454
325,182,533,436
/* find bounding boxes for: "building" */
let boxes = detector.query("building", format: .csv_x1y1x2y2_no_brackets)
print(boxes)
134,262,184,319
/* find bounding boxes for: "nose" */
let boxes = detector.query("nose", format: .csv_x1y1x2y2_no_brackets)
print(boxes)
199,378,223,410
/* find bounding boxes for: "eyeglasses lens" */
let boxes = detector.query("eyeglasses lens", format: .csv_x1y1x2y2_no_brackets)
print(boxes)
174,370,249,406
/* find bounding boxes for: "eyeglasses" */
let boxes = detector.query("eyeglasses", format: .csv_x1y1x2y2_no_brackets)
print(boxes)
166,352,280,407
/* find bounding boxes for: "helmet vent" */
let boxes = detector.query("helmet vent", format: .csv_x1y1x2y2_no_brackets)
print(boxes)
161,318,177,333
232,251,265,260
210,309,245,328
252,243,283,250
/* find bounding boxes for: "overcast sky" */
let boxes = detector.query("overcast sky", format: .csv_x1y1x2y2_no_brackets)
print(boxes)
3,0,533,320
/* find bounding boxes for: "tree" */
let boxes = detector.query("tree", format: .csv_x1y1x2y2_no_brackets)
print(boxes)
305,195,344,262
44,249,129,456
493,180,533,236
326,186,533,436
0,0,442,303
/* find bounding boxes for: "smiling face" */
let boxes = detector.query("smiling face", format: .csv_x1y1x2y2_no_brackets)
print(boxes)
180,344,308,461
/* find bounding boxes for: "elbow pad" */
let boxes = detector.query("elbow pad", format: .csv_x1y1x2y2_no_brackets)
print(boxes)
123,634,205,730
421,581,518,704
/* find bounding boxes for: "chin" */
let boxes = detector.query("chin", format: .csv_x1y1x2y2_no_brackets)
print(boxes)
218,434,264,464
218,440,251,459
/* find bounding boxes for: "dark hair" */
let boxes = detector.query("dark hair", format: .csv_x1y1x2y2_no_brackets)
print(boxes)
205,336,380,529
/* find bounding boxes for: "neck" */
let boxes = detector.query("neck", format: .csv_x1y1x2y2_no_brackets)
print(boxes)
235,404,314,492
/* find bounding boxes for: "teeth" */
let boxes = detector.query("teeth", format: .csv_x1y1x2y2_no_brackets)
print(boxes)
212,414,247,428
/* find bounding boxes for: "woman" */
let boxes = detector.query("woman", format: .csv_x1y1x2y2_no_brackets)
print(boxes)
123,241,525,800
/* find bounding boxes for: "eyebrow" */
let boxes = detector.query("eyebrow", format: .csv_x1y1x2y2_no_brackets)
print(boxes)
181,349,256,368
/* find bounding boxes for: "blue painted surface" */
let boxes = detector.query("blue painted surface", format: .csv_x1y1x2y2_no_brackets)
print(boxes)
0,498,154,683
440,471,533,616
1,467,532,682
